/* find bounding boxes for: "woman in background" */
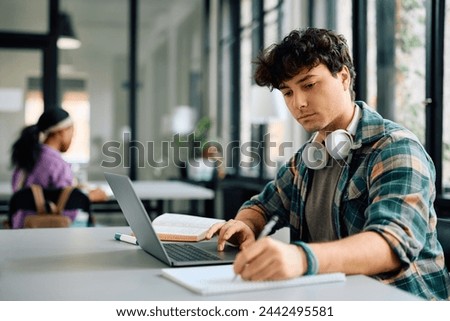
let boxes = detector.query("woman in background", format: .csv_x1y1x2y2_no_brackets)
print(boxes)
10,108,106,228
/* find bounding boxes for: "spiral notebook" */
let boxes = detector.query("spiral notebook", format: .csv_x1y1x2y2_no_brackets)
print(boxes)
161,265,346,295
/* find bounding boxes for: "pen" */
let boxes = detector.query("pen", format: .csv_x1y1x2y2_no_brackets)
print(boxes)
114,232,138,245
256,215,279,241
233,215,279,281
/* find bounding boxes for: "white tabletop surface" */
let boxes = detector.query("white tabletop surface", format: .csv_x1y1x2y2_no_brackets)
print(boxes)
0,180,214,201
0,226,422,301
0,183,11,198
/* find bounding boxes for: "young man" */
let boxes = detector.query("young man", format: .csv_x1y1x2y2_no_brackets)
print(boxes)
206,28,450,300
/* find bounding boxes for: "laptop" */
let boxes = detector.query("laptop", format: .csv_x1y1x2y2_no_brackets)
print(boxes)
104,172,238,266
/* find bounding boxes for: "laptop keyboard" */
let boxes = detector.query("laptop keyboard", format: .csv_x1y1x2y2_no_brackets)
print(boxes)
164,243,221,262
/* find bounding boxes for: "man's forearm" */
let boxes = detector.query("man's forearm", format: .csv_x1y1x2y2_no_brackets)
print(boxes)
309,231,401,275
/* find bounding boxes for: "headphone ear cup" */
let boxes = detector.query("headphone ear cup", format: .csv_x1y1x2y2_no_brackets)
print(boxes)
324,129,353,160
301,141,329,170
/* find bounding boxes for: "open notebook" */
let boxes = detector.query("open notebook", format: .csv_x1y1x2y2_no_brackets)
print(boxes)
161,265,346,295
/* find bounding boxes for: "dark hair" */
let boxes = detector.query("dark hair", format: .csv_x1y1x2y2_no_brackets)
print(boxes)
11,108,70,172
254,28,356,100
11,125,41,172
36,108,70,132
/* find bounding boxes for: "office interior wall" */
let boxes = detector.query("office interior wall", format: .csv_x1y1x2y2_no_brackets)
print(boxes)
0,0,48,33
0,0,311,184
0,2,45,182
136,2,203,181
62,0,128,179
280,0,310,158
0,0,202,184
0,50,42,182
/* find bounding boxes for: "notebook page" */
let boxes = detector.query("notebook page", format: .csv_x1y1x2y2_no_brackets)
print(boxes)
161,265,345,295
153,213,224,228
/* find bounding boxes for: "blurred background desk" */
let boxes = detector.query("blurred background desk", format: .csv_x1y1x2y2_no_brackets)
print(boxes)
90,180,215,218
0,227,422,301
0,180,215,223
0,183,11,215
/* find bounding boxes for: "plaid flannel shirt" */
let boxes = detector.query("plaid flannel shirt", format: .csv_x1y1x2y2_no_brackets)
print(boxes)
241,101,450,300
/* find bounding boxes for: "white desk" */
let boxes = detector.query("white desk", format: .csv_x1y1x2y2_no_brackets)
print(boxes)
0,183,11,200
0,180,214,217
0,180,214,201
0,227,422,301
92,180,214,217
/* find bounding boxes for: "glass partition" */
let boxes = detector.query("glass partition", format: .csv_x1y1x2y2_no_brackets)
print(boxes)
367,0,427,143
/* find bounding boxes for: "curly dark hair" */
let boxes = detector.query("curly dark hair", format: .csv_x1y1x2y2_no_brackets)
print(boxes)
254,28,356,100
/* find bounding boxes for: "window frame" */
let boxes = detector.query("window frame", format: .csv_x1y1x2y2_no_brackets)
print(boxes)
0,0,59,111
219,0,449,213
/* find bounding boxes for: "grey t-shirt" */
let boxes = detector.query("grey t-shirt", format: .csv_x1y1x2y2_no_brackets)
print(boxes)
304,157,344,242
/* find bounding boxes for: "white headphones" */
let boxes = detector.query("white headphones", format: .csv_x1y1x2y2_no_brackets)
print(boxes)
301,106,361,170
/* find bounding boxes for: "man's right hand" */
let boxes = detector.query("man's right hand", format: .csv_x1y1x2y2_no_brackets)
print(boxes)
205,219,256,251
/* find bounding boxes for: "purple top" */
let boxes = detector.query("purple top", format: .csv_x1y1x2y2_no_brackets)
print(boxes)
11,145,76,228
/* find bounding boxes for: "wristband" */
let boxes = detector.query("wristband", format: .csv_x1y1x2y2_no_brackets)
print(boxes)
294,241,319,275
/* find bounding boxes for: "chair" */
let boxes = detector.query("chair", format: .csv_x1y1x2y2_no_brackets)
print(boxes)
436,218,450,269
8,186,93,228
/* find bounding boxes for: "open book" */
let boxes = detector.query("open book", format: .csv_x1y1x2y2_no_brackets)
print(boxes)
162,265,346,295
153,213,225,242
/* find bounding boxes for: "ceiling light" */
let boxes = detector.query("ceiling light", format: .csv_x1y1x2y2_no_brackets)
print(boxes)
57,12,81,50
